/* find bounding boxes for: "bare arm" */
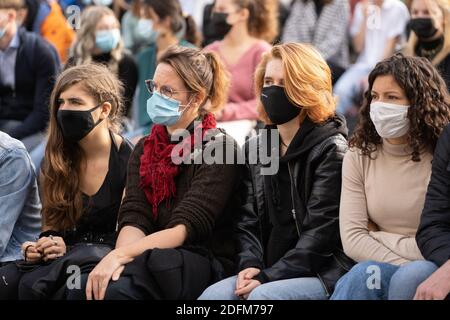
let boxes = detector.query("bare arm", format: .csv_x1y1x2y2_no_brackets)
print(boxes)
116,225,187,260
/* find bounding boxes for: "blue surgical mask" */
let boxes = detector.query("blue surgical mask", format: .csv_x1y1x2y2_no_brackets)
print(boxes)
146,91,192,126
135,19,158,44
95,29,121,53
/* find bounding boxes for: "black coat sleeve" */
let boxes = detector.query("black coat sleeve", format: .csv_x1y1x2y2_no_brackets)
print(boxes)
417,124,450,267
10,40,60,139
235,161,265,271
256,139,346,283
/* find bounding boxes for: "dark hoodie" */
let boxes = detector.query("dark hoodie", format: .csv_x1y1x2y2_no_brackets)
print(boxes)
263,114,348,267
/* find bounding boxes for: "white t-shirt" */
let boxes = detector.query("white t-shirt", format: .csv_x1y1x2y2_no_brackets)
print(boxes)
350,0,410,68
179,0,214,29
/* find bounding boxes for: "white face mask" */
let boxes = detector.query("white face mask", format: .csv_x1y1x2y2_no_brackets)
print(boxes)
369,101,410,139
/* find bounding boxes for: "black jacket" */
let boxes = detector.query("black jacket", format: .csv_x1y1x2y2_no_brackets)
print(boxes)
417,123,450,267
0,28,60,139
236,115,355,295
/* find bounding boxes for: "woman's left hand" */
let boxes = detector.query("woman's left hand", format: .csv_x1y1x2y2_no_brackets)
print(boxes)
86,249,132,300
234,279,261,300
35,236,67,262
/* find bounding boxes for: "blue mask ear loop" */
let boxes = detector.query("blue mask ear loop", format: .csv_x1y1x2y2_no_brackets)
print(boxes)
178,94,197,116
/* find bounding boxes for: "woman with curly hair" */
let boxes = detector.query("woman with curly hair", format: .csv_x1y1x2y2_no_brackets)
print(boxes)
331,53,450,300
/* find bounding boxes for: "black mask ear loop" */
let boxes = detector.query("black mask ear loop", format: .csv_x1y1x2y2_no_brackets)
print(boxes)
89,102,106,127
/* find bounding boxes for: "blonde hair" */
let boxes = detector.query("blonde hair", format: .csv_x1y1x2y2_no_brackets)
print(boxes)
255,42,336,125
234,0,278,43
404,0,450,66
70,6,124,74
159,46,230,115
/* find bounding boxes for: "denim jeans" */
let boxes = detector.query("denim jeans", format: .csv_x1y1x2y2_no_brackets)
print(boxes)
198,275,328,300
331,260,438,300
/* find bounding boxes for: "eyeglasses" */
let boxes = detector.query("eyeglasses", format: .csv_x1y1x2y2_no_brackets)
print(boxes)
145,79,193,100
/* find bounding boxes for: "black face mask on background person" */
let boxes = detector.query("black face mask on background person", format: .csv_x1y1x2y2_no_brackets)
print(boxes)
409,18,438,39
261,86,301,125
210,12,233,39
57,103,105,142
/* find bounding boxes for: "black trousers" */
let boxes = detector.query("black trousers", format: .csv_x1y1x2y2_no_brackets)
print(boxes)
0,262,22,300
67,248,215,300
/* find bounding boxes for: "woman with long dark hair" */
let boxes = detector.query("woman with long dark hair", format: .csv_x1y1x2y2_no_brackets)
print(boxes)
332,53,450,300
0,63,133,299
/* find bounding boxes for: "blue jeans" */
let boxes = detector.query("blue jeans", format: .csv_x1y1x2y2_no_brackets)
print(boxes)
333,64,372,114
331,260,438,300
198,275,328,300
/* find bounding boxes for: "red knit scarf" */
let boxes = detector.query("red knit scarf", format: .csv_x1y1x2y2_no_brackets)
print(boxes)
139,113,217,218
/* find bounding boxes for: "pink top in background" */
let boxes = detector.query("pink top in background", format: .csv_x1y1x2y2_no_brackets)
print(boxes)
204,40,271,121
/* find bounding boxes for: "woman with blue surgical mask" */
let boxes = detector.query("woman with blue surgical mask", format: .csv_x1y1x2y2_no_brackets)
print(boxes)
67,5,138,118
64,46,243,301
331,53,450,300
135,0,200,131
121,0,158,55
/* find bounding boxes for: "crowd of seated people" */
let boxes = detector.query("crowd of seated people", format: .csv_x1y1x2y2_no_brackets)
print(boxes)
1,0,449,300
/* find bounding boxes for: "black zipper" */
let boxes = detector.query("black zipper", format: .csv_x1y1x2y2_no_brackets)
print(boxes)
288,161,330,297
287,162,301,237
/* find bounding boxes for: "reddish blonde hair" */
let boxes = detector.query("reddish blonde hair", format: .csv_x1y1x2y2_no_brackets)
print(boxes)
255,42,336,125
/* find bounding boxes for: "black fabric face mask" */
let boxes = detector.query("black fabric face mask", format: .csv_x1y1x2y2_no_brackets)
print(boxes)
57,103,104,142
409,18,438,39
261,86,301,125
210,12,233,39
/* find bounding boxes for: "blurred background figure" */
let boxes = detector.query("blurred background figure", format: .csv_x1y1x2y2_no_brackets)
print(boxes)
282,0,350,85
121,0,155,55
0,0,60,151
201,0,289,47
334,0,410,118
403,0,450,89
67,5,138,118
204,0,277,124
18,0,75,63
135,0,199,131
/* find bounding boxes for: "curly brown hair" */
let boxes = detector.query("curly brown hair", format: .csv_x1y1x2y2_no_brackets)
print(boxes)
350,53,450,162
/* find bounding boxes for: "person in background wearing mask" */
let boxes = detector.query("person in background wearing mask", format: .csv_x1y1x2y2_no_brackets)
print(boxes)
69,46,241,300
200,43,353,301
334,0,410,116
0,0,60,152
121,0,156,55
136,0,200,131
331,54,450,300
0,63,133,300
204,0,277,122
403,0,450,89
67,5,138,118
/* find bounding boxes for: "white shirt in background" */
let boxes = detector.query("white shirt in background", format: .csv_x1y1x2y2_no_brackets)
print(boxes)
179,0,214,29
350,0,410,68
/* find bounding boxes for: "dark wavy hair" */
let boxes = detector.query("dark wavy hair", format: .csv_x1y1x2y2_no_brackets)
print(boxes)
350,53,450,161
